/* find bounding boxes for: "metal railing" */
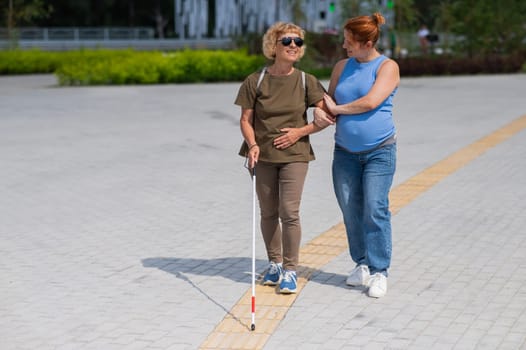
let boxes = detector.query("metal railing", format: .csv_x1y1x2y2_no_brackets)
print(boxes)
0,27,155,41
0,27,234,51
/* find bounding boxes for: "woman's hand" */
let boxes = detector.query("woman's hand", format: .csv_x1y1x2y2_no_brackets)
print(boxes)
314,107,336,127
274,128,302,149
323,93,338,115
247,144,259,168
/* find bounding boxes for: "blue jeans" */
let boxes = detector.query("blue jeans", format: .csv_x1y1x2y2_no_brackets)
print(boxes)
332,143,396,276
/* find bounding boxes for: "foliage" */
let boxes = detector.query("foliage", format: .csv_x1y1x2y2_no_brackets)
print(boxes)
0,0,175,38
1,0,52,47
0,0,52,26
300,32,344,69
396,53,526,76
0,48,265,83
0,49,62,73
54,49,265,85
392,0,419,32
428,0,526,57
1,47,524,85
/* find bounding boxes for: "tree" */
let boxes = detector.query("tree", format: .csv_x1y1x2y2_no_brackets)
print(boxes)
429,1,454,50
339,0,366,20
2,0,52,43
393,0,419,33
447,0,526,56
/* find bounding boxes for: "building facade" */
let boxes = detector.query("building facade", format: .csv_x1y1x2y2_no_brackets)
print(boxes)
174,0,393,39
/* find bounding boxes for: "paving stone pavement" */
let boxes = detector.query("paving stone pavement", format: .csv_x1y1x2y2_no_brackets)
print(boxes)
1,73,525,350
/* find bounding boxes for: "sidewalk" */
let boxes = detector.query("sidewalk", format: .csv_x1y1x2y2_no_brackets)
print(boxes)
1,73,525,349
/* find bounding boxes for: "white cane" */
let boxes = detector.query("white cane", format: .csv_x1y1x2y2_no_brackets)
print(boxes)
251,167,256,331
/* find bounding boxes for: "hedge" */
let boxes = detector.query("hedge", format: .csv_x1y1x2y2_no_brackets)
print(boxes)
0,48,266,85
1,48,524,85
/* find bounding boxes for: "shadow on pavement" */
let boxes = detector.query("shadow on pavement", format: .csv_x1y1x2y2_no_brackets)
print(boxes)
141,256,267,283
142,257,361,294
142,256,270,331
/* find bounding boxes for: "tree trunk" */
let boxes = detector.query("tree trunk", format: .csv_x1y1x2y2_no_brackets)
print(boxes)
7,0,13,37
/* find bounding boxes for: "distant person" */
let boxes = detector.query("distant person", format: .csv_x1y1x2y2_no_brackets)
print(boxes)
314,12,399,298
235,22,330,294
417,24,430,55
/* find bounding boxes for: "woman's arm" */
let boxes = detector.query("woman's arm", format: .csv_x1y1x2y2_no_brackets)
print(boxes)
312,59,345,128
273,99,332,150
325,59,400,116
327,59,347,97
240,107,259,168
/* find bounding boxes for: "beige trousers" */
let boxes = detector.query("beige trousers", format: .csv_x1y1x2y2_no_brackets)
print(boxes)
255,161,308,271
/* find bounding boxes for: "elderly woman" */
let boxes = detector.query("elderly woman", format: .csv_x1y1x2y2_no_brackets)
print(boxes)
235,22,330,294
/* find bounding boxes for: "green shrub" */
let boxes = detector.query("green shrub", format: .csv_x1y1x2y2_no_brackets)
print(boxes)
54,49,265,85
54,49,137,85
396,53,526,76
0,49,60,74
0,48,266,85
2,47,522,85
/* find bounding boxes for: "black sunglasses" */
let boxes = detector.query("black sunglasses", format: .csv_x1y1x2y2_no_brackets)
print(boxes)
278,37,304,47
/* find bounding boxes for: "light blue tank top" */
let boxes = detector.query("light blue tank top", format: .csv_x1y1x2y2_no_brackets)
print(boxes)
334,55,397,152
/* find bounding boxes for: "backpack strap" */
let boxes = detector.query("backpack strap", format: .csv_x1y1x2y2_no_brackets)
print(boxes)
301,71,307,106
257,67,305,90
254,67,307,110
256,67,267,89
250,68,307,146
251,67,267,130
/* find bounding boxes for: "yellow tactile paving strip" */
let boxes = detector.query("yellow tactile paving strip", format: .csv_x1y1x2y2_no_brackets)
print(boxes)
200,114,526,350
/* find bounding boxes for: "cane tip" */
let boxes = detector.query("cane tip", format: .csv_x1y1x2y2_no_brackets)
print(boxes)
251,324,256,331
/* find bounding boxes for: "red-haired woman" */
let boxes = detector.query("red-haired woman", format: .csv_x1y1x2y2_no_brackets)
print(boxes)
315,13,400,298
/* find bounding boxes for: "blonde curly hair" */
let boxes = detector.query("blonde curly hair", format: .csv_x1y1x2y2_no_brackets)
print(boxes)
262,22,306,61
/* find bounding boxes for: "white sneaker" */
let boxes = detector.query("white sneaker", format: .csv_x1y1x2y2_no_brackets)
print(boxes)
346,265,370,286
368,273,387,298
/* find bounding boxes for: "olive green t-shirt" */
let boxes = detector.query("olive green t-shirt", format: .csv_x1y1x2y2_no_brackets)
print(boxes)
235,68,326,163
